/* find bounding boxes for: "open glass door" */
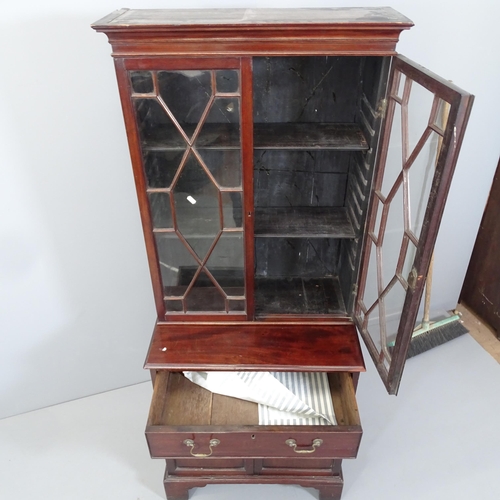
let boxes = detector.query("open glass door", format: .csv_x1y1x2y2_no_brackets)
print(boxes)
354,55,473,395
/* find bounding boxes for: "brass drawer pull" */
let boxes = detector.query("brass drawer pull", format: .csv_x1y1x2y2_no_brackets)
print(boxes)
183,438,220,457
286,438,323,454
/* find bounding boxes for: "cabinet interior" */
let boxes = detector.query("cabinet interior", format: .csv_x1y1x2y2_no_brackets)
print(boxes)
132,55,389,318
148,371,360,428
253,56,388,317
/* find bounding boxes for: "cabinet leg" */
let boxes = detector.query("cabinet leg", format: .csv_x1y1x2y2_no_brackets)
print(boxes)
317,484,343,500
164,481,190,500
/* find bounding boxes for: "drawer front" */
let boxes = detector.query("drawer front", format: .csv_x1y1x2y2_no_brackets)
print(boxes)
167,458,253,476
147,427,361,459
255,458,341,477
166,457,340,477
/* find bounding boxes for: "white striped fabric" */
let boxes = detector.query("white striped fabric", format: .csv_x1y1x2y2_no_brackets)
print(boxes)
258,372,336,425
183,371,336,426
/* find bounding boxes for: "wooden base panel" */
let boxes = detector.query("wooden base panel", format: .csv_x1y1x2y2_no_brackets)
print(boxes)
163,466,344,500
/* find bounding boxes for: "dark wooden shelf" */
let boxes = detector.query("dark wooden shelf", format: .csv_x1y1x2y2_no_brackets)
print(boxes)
255,276,347,316
140,123,368,151
254,207,355,238
145,321,365,372
254,123,368,150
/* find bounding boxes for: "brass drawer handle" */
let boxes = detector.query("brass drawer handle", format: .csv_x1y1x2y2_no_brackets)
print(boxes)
183,438,220,457
286,438,323,454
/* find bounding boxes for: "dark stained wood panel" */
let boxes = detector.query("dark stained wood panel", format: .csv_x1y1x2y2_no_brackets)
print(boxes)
255,207,355,238
255,277,346,316
145,322,365,372
254,123,368,150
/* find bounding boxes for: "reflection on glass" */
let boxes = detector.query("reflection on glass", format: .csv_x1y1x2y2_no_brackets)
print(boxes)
394,71,406,99
185,271,226,312
173,154,221,259
134,99,186,149
408,131,439,238
216,70,239,93
198,149,242,188
158,70,212,134
229,300,246,312
381,187,404,289
380,102,402,197
165,299,183,312
206,232,245,296
221,192,242,228
130,71,154,94
196,97,241,148
406,81,435,154
381,280,406,328
144,151,184,188
131,69,244,314
154,234,198,296
149,192,172,229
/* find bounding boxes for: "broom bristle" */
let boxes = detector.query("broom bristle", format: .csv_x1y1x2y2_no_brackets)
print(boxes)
407,320,468,358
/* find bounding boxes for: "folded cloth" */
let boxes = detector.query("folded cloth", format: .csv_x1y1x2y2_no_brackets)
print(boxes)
183,371,336,425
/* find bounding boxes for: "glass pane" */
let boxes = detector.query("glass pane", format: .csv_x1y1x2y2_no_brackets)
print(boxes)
362,238,380,313
229,300,245,312
408,131,440,238
173,153,221,259
134,98,186,150
154,234,199,297
380,186,405,290
185,270,226,312
406,81,435,156
165,299,183,312
206,232,245,296
158,70,212,138
130,71,154,94
216,70,239,93
432,98,450,133
197,149,242,188
380,102,402,198
196,97,240,149
149,192,172,229
144,151,184,189
222,192,243,228
394,71,405,99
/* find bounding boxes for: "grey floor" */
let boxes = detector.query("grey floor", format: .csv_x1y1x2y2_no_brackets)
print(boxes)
1,333,499,500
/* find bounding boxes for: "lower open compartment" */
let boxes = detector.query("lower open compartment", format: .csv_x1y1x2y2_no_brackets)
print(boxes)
147,371,360,500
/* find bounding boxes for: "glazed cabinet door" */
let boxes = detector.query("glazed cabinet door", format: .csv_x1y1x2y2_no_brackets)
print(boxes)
114,58,254,321
355,55,473,395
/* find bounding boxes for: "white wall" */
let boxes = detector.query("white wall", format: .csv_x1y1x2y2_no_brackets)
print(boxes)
1,0,498,419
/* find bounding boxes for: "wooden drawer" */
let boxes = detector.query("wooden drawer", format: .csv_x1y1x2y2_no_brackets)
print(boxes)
146,371,362,460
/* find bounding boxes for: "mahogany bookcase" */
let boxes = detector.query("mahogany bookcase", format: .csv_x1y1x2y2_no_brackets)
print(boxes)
93,8,473,500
